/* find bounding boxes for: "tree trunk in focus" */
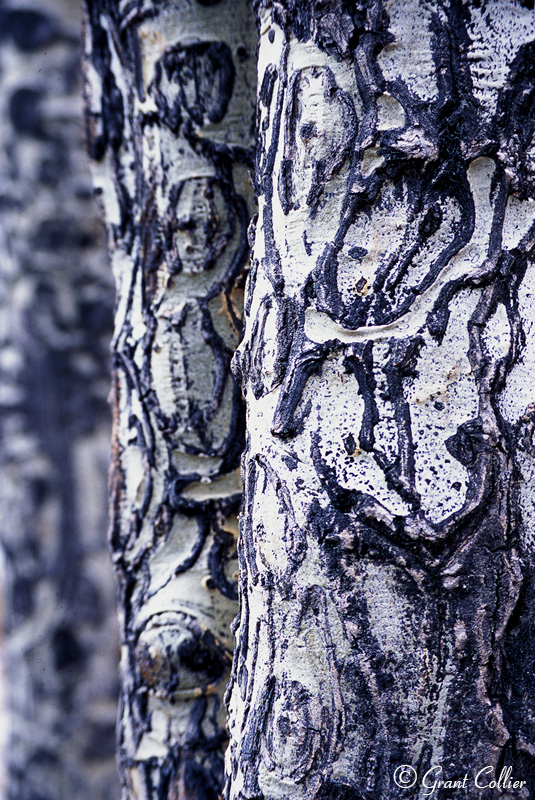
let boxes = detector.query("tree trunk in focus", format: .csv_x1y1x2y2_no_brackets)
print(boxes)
0,0,119,798
226,2,535,798
82,0,256,797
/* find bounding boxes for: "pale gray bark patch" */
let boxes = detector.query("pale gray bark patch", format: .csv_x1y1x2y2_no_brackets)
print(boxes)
226,2,535,798
0,0,120,798
82,0,256,797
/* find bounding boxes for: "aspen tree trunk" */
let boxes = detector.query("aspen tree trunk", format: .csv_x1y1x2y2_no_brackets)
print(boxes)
0,1,119,798
226,2,535,798
82,1,256,797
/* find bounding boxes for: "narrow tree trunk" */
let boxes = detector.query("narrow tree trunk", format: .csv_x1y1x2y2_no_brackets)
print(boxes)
82,1,256,797
0,1,119,798
226,2,535,798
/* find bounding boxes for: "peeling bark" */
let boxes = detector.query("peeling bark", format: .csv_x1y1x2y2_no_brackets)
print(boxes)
82,0,256,797
0,1,119,798
226,2,535,798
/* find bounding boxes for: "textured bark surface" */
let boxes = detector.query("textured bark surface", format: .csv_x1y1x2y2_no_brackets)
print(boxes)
82,0,255,797
0,1,120,798
226,2,535,798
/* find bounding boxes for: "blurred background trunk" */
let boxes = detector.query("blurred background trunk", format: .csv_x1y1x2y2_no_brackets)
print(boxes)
0,0,120,798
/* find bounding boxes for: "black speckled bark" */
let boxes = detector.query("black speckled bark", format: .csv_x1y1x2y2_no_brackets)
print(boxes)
0,0,119,798
82,1,256,797
226,2,535,798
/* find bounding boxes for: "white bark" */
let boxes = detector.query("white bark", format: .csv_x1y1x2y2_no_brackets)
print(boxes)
82,0,256,796
226,2,535,798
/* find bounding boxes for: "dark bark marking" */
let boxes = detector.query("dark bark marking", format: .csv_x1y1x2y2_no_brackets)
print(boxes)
152,41,235,132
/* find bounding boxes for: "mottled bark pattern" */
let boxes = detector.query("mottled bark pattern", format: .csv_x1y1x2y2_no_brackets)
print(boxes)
82,0,255,797
0,0,119,798
227,2,535,798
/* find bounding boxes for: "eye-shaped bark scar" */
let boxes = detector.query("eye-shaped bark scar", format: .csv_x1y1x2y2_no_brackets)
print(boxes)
163,176,248,289
151,40,235,133
136,611,231,699
278,65,358,215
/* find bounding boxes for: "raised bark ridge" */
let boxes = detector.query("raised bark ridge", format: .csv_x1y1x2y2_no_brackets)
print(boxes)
226,2,535,798
0,0,119,797
82,0,256,796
